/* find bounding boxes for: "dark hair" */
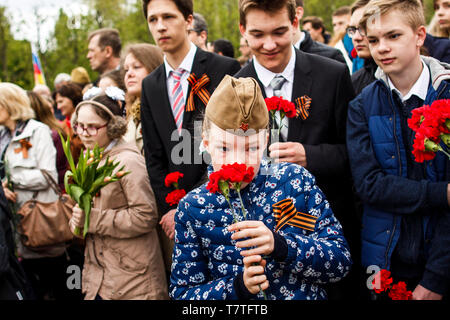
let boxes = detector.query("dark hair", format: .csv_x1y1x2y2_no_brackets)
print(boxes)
100,69,126,92
212,39,235,58
239,0,297,26
302,16,326,31
142,0,193,20
193,12,208,34
54,82,83,107
88,28,122,58
295,0,304,7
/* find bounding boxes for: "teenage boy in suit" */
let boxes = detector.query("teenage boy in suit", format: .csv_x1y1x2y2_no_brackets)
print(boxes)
235,0,358,300
140,0,241,245
347,0,450,299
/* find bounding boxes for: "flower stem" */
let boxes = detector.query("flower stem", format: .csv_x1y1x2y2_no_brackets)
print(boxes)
236,186,247,220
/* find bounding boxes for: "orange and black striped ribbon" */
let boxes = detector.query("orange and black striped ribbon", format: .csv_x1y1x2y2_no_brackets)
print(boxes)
295,95,312,120
273,198,317,232
14,139,32,159
186,73,211,112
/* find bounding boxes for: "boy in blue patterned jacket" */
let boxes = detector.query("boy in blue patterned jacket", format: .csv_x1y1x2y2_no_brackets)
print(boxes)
169,75,352,300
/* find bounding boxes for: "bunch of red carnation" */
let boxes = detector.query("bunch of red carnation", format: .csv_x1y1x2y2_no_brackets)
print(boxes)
206,163,254,222
165,172,186,206
372,269,412,300
408,99,450,162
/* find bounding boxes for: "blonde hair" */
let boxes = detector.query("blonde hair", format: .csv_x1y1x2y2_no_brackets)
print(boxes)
360,0,425,32
0,83,35,121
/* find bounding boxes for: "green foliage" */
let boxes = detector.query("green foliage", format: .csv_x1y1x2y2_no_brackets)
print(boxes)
0,0,441,89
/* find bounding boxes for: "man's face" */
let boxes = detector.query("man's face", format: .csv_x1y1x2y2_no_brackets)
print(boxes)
239,37,251,57
188,29,207,49
332,14,350,35
349,7,371,59
366,10,426,78
86,35,109,73
146,0,192,54
240,7,297,74
302,22,322,42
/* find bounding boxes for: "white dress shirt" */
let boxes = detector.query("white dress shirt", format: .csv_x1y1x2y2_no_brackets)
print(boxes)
254,45,296,140
164,42,198,111
388,59,430,103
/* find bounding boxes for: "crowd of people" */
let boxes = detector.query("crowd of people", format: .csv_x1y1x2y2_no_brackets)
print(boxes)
0,0,449,301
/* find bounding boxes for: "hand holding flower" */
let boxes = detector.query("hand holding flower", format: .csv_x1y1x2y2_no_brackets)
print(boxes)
243,255,269,295
228,221,274,257
69,203,85,236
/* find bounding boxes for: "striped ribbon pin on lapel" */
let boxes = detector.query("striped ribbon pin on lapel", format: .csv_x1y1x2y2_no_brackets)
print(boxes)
295,95,312,120
186,73,211,112
272,198,317,232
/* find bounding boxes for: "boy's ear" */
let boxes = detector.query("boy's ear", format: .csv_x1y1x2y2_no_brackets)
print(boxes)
239,24,246,37
416,25,427,47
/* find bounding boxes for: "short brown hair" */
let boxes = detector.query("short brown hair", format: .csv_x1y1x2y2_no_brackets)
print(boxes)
333,6,351,17
351,0,371,14
302,16,326,31
295,0,304,7
54,82,83,108
88,28,122,58
142,0,193,20
239,0,297,26
360,0,425,32
122,43,163,75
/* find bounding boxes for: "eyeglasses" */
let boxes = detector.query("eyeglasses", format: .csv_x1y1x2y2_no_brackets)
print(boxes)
74,123,107,136
346,26,366,38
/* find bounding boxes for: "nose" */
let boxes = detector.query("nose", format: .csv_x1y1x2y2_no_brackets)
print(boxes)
156,18,167,32
262,36,277,52
376,38,390,53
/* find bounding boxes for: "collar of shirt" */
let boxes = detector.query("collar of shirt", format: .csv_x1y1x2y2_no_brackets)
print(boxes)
293,31,306,50
164,42,197,79
253,45,296,92
388,59,430,103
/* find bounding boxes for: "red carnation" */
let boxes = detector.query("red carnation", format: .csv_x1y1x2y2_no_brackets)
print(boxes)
206,171,222,194
412,131,438,163
165,171,184,188
165,189,186,206
372,269,393,294
408,105,428,132
265,96,281,112
280,99,297,118
388,281,412,300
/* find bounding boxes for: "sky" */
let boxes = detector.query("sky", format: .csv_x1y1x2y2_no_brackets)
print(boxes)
0,0,89,50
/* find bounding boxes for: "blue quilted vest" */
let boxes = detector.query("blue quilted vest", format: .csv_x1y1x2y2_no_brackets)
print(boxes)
358,78,449,270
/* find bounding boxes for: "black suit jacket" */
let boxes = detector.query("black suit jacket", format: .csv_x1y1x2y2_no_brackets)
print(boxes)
141,48,241,215
299,30,346,65
234,48,359,249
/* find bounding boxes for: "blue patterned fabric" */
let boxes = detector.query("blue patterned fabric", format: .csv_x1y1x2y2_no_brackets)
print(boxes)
169,160,352,300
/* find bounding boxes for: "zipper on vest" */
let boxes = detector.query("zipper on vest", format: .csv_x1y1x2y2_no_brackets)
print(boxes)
387,91,403,177
384,215,397,269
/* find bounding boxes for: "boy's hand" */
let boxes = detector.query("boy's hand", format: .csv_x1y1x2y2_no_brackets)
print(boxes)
243,255,269,294
228,221,274,256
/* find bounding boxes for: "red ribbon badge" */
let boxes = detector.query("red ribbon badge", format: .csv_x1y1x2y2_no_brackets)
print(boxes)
186,73,211,112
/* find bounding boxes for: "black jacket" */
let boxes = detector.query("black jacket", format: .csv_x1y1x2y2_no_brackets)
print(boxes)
0,188,33,300
299,30,346,65
141,48,241,215
235,49,359,253
351,58,377,96
424,33,450,64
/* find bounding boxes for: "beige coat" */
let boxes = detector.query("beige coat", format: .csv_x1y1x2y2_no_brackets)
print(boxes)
81,140,168,300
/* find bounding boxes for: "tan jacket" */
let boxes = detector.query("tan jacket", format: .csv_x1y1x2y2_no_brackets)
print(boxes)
81,140,168,300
